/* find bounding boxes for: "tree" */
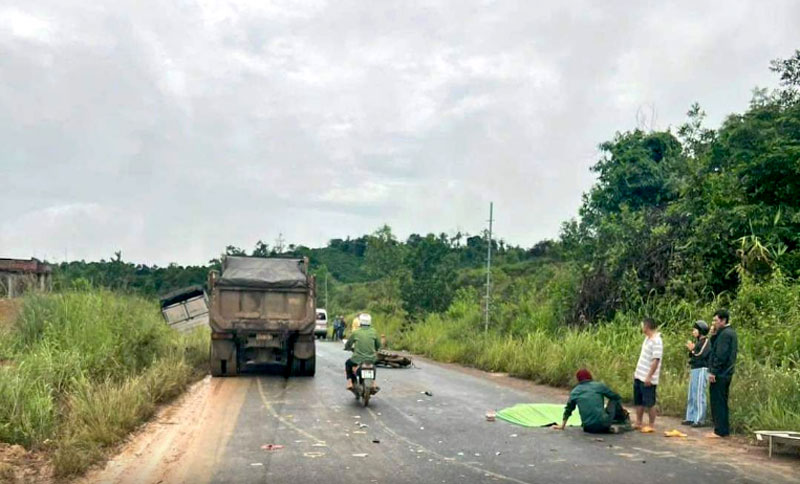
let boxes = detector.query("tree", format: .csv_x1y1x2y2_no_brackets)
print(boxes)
401,234,457,316
252,240,270,257
225,245,246,256
364,225,405,279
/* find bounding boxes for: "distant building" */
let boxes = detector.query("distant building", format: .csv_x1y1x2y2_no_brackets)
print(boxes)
0,258,52,298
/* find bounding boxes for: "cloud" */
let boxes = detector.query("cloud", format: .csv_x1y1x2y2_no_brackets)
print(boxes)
2,0,800,265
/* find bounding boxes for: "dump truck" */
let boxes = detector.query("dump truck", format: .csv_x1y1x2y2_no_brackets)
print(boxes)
208,256,316,377
159,285,209,332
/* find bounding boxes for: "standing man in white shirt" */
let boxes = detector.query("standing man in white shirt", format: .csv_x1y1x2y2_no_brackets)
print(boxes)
633,317,663,432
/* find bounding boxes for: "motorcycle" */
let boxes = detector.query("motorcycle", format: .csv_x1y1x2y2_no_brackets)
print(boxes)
350,362,378,407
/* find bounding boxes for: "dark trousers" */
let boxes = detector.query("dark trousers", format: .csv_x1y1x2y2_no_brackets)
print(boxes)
345,359,358,383
584,399,628,434
710,376,732,436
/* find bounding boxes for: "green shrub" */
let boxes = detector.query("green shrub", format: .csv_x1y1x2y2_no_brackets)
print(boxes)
0,290,208,476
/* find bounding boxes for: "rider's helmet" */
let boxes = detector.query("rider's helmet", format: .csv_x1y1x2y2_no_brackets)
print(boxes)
358,313,372,327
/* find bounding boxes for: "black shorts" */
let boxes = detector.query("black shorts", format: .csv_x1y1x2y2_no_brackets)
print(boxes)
633,378,657,407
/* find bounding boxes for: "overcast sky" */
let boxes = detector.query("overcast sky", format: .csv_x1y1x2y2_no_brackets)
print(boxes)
2,1,799,266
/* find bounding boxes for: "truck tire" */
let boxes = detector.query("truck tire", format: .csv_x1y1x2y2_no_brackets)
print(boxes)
290,356,303,377
301,355,316,377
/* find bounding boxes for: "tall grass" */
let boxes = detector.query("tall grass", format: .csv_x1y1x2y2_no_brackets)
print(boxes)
0,290,208,476
389,272,800,434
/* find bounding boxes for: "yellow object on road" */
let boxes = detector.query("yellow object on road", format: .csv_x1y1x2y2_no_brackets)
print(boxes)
664,429,688,438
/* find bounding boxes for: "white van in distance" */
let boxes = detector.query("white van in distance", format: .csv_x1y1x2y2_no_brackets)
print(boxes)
315,309,328,339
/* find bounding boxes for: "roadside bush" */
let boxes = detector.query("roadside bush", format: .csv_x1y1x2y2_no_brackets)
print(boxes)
0,290,208,476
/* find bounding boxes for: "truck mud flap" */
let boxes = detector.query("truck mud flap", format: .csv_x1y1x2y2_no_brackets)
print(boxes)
210,339,238,376
293,338,315,360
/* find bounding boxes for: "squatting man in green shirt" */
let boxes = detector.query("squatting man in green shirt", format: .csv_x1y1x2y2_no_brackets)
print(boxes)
553,369,631,434
344,313,381,391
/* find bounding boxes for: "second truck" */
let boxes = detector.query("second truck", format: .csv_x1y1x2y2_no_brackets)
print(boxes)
208,255,316,377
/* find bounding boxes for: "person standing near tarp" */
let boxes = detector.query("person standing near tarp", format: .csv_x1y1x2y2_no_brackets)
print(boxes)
707,309,738,439
683,320,711,427
335,316,345,341
331,316,341,341
633,317,663,432
553,369,629,433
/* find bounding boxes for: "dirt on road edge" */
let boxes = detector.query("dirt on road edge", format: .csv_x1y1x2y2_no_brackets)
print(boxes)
77,375,249,484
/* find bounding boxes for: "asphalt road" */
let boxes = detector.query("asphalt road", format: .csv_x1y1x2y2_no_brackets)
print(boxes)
194,342,792,484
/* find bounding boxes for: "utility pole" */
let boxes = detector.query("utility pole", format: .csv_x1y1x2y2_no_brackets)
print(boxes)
484,202,494,332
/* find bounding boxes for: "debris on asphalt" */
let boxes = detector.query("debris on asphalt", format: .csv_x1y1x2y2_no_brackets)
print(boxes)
312,442,327,447
376,349,413,368
594,438,605,442
420,427,425,430
486,411,496,422
250,463,263,466
495,452,501,456
664,429,688,438
457,452,464,456
510,434,518,438
358,423,369,428
422,391,433,396
417,399,424,402
352,453,369,457
353,431,366,435
304,452,325,458
261,444,284,451
372,439,381,444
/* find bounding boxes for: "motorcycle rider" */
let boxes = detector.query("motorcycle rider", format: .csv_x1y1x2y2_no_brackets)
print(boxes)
344,313,381,390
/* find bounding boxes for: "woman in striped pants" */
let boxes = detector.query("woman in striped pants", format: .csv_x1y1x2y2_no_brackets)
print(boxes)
683,320,711,427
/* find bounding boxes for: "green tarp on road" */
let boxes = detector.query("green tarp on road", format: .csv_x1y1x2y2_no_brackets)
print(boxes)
497,403,582,427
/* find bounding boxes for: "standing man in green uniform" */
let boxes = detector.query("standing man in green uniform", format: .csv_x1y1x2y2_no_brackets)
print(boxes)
707,309,738,438
554,369,629,433
344,313,381,390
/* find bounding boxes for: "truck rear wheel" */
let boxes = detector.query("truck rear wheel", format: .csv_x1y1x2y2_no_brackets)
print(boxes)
301,355,316,377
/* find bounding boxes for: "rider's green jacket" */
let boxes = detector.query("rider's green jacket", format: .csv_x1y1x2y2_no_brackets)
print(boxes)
345,327,381,364
563,380,621,428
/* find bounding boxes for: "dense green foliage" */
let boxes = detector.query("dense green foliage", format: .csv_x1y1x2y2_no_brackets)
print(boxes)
0,291,208,476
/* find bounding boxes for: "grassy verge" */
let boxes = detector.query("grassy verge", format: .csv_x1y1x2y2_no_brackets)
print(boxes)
386,275,800,434
0,290,208,477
